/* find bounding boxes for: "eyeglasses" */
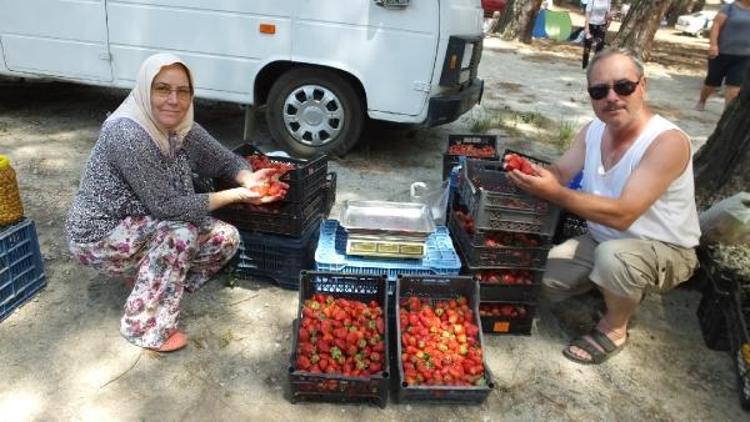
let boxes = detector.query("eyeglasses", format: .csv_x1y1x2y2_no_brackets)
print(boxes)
587,78,641,100
152,83,192,102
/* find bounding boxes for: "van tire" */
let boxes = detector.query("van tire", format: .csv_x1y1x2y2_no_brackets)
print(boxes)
266,67,364,158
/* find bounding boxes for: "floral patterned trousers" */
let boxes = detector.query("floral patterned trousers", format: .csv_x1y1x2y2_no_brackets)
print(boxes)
69,216,239,348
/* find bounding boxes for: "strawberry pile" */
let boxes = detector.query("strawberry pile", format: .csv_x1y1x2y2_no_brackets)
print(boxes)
503,153,534,175
475,269,535,285
245,153,296,174
295,294,386,377
399,296,485,387
454,210,476,234
482,231,541,248
448,143,496,158
244,154,295,199
479,303,528,319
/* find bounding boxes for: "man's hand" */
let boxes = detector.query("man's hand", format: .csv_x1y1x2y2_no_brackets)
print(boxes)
506,163,563,202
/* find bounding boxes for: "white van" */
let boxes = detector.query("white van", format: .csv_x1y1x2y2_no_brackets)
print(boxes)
0,0,484,157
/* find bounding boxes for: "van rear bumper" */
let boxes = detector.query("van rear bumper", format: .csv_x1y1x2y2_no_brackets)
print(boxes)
424,78,483,127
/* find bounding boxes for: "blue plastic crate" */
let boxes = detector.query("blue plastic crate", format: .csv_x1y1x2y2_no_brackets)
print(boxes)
232,220,320,289
1,218,46,322
314,220,461,289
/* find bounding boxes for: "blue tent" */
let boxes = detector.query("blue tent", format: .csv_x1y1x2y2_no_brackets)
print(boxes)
532,10,547,38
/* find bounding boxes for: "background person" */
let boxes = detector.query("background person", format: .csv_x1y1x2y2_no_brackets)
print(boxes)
582,0,612,69
66,53,285,352
507,48,700,365
695,0,750,111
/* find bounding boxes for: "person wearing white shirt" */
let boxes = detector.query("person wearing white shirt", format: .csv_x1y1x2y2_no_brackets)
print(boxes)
582,0,612,68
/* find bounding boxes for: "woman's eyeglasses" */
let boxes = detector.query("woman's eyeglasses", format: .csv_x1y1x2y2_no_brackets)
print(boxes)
152,83,192,101
587,78,641,100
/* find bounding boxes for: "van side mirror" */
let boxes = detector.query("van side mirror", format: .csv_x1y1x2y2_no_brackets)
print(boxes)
374,0,409,8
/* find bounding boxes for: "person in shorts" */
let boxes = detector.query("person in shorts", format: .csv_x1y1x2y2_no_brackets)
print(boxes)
695,0,750,111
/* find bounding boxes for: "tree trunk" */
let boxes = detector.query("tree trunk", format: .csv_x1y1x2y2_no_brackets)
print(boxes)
666,0,706,26
611,0,672,61
694,67,750,208
500,0,544,44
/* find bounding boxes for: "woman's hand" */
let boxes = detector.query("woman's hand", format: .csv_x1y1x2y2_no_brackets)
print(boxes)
237,168,289,204
708,44,719,59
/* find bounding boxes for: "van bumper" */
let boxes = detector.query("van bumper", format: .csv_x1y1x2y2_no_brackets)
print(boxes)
424,78,483,127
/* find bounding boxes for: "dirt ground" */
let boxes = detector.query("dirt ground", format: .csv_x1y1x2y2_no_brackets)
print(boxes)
1,11,747,422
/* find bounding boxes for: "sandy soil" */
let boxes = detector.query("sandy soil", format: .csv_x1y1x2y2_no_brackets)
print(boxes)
1,12,747,421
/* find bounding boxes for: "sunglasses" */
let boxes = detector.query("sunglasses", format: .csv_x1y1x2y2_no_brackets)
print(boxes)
587,78,641,100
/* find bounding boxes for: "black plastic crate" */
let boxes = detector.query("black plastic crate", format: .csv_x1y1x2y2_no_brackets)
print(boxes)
232,221,320,289
479,301,536,336
442,134,499,180
725,288,750,410
696,280,731,351
288,271,390,408
232,144,328,204
213,190,324,237
395,275,494,404
448,212,550,269
458,160,560,236
553,212,589,244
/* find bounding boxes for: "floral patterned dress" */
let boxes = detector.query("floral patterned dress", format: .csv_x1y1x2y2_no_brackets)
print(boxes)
70,216,239,348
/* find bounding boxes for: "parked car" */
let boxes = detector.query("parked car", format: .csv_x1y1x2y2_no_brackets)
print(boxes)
676,10,717,37
481,0,507,17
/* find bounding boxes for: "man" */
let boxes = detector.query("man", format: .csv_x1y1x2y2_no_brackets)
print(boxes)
507,48,701,365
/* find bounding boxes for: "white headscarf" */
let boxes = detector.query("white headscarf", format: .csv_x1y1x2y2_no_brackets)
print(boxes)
106,53,195,158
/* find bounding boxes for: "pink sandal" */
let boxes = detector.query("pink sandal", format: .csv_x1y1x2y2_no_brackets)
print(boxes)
149,331,188,352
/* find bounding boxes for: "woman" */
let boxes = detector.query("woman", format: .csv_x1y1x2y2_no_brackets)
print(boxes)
695,0,750,111
66,53,285,352
582,0,612,69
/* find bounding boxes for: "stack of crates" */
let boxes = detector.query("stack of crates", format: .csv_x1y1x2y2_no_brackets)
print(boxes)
448,151,560,335
212,145,336,289
1,218,46,321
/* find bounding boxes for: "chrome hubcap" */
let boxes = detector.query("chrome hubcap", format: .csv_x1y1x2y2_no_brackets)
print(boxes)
282,85,344,147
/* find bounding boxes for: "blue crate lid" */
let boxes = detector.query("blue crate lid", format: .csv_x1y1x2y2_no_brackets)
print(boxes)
314,219,461,281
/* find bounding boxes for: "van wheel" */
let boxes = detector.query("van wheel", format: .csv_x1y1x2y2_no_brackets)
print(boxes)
266,67,364,158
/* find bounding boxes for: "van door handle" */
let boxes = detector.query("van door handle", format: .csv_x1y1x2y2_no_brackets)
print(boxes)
374,0,409,8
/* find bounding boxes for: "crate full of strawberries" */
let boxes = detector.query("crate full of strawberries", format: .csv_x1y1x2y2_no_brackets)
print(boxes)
442,134,498,180
395,275,494,404
448,210,550,269
231,144,329,204
288,271,389,408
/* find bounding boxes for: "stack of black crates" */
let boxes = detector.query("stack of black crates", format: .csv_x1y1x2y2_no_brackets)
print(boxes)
212,145,336,289
448,150,560,335
695,246,750,410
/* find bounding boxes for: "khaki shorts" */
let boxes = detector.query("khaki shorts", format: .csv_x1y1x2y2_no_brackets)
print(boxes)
542,233,699,303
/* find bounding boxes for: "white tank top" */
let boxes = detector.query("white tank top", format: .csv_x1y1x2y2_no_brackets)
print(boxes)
582,115,701,247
